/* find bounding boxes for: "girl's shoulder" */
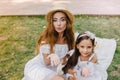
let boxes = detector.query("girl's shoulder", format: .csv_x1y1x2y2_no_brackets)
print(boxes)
89,53,97,63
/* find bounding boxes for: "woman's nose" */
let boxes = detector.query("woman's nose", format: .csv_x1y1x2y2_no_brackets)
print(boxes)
57,21,61,26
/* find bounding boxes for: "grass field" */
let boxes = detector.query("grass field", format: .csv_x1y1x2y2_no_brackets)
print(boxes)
0,15,120,80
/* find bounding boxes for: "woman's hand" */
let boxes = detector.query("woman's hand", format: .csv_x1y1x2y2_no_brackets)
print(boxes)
47,54,60,66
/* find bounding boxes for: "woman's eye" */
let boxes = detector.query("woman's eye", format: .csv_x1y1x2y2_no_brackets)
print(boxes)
53,19,57,22
61,19,66,21
80,46,84,48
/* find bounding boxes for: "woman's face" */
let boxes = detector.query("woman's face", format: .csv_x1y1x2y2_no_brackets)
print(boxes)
53,12,67,33
77,39,93,57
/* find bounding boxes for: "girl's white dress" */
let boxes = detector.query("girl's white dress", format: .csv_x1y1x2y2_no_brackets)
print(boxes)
73,54,102,80
22,44,69,80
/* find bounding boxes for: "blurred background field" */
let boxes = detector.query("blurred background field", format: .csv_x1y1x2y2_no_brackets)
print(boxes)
0,15,120,80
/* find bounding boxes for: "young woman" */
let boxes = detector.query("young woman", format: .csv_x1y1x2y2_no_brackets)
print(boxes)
22,8,75,80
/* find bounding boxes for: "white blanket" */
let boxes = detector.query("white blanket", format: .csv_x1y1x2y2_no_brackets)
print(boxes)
95,37,116,80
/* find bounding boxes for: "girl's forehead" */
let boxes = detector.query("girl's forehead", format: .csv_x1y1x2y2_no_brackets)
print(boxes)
79,39,92,45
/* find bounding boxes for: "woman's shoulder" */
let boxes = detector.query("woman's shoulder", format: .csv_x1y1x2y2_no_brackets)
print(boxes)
40,43,68,50
55,44,68,46
39,41,50,50
40,41,49,46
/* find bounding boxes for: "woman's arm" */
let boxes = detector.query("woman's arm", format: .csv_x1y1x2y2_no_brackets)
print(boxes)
42,53,51,66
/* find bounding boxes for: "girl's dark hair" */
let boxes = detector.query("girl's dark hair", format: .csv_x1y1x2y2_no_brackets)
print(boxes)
62,33,95,74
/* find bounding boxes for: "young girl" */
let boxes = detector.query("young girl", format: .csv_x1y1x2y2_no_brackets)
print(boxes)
62,31,102,80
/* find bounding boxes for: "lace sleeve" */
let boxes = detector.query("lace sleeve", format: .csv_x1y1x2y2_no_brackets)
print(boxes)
39,44,50,54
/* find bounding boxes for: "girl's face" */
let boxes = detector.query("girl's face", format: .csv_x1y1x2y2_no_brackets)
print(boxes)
77,39,93,57
53,12,67,34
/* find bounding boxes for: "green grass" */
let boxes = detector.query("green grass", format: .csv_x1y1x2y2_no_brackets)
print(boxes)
0,15,120,80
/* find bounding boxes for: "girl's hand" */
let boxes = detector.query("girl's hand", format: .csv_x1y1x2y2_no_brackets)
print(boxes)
67,69,77,80
81,66,90,77
47,54,60,66
68,76,76,80
68,69,76,75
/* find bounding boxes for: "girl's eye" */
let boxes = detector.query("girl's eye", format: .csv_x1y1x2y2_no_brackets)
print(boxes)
88,46,92,48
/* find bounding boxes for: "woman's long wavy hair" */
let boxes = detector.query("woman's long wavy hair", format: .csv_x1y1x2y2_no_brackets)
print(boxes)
36,11,75,54
62,33,95,74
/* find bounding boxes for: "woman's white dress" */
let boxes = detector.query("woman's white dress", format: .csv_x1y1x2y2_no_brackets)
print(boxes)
22,44,69,80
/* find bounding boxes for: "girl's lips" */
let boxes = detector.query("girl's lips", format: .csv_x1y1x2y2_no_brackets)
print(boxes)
82,53,89,56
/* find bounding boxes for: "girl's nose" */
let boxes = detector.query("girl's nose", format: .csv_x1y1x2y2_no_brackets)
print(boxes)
84,49,88,52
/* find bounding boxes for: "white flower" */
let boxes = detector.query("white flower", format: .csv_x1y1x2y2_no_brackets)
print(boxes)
79,31,95,40
85,31,95,39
